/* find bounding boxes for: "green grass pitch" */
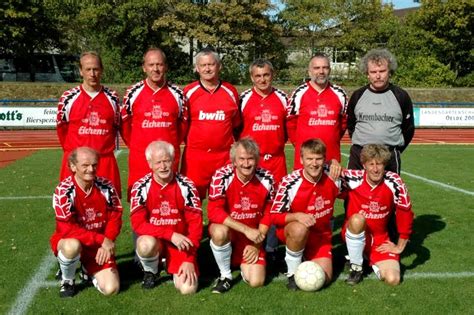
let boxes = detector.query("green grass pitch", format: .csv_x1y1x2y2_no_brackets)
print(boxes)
1,144,473,314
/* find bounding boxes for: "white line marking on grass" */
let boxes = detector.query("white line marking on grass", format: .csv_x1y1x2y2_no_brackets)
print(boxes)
0,196,51,200
401,171,474,196
341,153,474,196
8,251,56,315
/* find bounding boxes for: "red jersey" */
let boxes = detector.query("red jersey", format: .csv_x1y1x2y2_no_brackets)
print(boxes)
287,82,347,166
51,176,123,249
239,87,288,155
208,164,274,228
130,173,203,261
57,85,120,154
341,169,413,239
183,80,240,152
271,168,341,234
121,80,187,190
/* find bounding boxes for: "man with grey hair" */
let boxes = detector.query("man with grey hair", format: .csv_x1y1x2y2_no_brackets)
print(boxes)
347,48,414,174
207,138,275,293
287,52,348,170
181,48,241,199
130,140,203,294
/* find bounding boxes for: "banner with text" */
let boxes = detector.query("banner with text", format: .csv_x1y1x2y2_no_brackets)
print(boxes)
0,107,57,127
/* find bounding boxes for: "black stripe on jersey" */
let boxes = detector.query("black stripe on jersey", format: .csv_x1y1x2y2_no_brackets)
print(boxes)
383,172,403,201
95,177,117,206
103,87,119,105
132,174,153,207
168,82,185,100
176,174,201,210
123,81,145,115
288,83,308,115
255,168,274,187
274,172,301,213
60,87,81,121
274,88,288,100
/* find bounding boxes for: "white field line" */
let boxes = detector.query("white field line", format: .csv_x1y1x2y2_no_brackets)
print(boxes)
7,251,56,315
341,153,474,197
0,150,124,201
6,150,123,315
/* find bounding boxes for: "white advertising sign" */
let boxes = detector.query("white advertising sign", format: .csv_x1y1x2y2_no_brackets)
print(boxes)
419,108,474,127
0,107,57,127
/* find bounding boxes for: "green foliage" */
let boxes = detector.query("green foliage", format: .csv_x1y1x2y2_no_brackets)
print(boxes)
454,71,474,87
394,55,456,87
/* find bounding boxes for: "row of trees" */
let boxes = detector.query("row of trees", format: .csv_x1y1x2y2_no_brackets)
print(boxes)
0,0,472,87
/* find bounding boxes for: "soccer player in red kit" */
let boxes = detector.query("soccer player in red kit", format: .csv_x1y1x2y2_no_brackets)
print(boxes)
181,49,241,199
271,139,342,290
207,138,274,293
51,147,122,298
341,144,413,286
287,53,347,169
56,52,122,197
239,59,289,184
130,141,202,294
121,48,187,198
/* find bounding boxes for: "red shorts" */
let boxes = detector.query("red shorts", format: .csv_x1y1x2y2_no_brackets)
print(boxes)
159,240,200,276
341,226,399,265
259,153,287,185
277,228,332,260
60,151,122,198
230,232,266,266
181,148,229,199
50,235,116,276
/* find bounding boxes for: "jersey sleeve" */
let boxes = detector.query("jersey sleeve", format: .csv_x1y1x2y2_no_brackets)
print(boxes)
207,167,232,224
56,91,70,148
119,86,134,147
391,174,414,239
394,86,415,152
286,92,298,145
182,208,203,262
270,181,290,227
103,187,123,241
346,86,366,138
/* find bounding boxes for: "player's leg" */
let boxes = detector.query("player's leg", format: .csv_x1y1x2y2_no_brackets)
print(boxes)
173,270,198,295
344,213,366,285
136,235,162,289
374,259,401,286
284,221,309,290
92,267,120,296
209,223,232,293
57,238,82,298
312,258,332,285
240,263,266,288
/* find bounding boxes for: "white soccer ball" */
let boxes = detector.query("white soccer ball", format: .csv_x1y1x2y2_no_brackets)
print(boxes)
294,261,326,292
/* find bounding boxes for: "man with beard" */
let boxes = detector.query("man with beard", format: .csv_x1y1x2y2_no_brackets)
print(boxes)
287,53,348,169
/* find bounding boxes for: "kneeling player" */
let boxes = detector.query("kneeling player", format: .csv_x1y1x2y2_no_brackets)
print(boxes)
51,147,122,298
341,144,414,286
130,141,202,294
208,138,275,293
271,139,341,290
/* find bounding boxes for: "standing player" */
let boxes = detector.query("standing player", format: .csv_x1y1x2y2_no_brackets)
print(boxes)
238,59,289,184
271,139,341,290
341,144,413,286
121,47,187,198
130,141,202,294
51,147,122,297
56,52,122,196
207,138,274,293
347,48,414,174
181,48,241,199
238,59,289,262
287,53,347,169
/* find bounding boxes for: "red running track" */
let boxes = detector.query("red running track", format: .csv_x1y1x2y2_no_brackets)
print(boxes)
1,128,473,167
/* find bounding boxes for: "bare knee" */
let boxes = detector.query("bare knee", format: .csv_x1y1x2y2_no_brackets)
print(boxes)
99,281,120,296
347,214,366,234
248,276,265,288
178,283,198,295
58,238,81,258
285,222,309,244
210,224,230,245
136,235,158,257
383,272,400,286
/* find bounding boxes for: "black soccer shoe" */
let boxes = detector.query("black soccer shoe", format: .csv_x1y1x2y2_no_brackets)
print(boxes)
142,271,158,290
211,277,232,294
286,275,299,291
59,279,75,298
346,264,363,285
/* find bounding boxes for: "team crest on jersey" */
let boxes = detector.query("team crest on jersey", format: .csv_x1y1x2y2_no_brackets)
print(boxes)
241,197,251,211
314,196,325,211
261,109,272,123
152,105,163,119
81,111,105,126
160,201,171,216
85,207,96,221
